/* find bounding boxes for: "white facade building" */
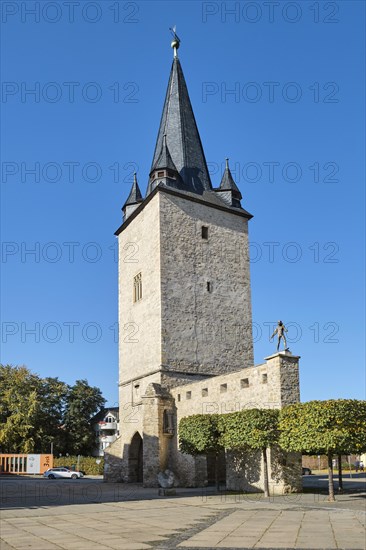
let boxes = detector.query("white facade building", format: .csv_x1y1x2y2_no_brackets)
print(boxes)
92,407,120,457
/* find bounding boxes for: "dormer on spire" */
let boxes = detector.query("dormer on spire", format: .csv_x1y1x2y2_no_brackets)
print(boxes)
154,134,178,172
147,134,184,194
215,158,243,208
122,173,143,220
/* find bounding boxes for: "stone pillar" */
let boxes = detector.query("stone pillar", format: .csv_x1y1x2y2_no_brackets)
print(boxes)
265,351,302,493
264,351,300,405
142,383,174,487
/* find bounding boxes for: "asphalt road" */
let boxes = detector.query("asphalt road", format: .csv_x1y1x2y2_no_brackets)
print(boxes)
302,472,366,492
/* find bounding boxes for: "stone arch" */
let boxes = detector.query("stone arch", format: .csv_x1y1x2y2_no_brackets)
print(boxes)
128,431,143,482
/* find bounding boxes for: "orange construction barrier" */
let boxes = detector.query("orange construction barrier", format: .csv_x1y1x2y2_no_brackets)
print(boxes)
0,454,53,474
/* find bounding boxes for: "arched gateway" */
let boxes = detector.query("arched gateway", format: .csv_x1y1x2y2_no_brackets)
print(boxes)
128,432,143,482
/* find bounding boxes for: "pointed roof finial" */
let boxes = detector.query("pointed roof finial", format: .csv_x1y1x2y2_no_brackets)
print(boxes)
123,172,143,209
219,158,242,198
169,26,180,58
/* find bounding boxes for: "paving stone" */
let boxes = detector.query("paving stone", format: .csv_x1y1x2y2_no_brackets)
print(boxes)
1,483,366,550
218,537,259,547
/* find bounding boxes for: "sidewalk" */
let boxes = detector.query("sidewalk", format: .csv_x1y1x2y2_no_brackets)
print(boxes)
1,479,365,549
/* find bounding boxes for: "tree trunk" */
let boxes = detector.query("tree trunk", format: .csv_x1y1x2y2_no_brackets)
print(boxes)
327,452,335,501
337,454,343,493
262,447,269,498
215,453,219,492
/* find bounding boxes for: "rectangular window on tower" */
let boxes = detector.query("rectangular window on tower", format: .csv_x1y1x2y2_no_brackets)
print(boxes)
201,226,208,239
133,273,142,303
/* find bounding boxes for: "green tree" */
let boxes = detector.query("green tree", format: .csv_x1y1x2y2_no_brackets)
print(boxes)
0,365,41,452
35,377,69,454
179,414,223,489
220,408,279,497
0,366,105,456
279,400,366,501
63,379,105,455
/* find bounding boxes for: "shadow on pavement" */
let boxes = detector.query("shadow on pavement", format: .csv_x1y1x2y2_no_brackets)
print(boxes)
1,475,365,511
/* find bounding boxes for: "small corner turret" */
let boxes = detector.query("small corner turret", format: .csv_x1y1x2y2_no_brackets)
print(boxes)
214,158,243,209
122,172,143,221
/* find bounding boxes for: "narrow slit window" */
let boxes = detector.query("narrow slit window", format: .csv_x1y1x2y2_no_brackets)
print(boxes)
220,383,227,393
186,391,192,400
163,410,174,435
241,378,249,389
202,388,208,397
133,273,142,302
207,281,211,292
201,226,208,239
262,373,268,384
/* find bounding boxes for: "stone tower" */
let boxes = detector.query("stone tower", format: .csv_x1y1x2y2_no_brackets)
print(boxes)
105,40,300,490
116,45,253,381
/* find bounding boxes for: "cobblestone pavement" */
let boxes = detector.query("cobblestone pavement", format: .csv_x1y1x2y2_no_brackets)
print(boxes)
1,478,365,549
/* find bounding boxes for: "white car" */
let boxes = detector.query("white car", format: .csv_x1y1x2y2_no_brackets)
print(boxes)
43,467,84,479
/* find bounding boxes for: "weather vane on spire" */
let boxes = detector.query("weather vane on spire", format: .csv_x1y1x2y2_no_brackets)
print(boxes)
169,26,181,58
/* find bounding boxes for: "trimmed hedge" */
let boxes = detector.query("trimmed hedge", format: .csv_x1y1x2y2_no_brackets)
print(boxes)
179,414,222,456
53,456,104,475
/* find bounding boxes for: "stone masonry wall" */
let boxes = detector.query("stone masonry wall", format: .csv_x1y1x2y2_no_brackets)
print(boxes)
170,354,298,418
142,383,175,487
118,194,162,384
104,436,124,482
170,352,301,493
159,191,254,379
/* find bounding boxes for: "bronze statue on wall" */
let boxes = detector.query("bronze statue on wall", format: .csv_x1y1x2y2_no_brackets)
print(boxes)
270,321,289,352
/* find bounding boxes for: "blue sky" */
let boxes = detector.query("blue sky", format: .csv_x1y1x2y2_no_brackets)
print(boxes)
1,1,365,406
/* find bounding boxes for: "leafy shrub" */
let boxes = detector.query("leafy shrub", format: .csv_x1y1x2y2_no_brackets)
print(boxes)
53,456,104,475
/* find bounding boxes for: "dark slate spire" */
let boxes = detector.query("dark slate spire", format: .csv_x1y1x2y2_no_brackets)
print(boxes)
215,159,243,208
122,173,143,220
149,49,212,196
